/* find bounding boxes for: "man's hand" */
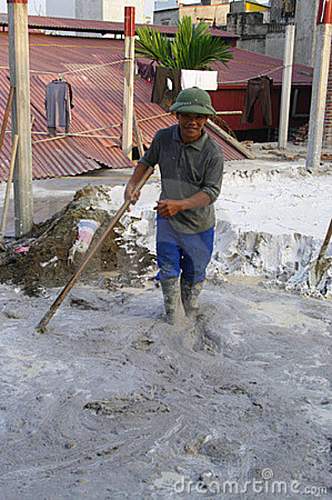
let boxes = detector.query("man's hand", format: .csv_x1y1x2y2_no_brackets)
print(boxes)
154,199,184,217
124,183,140,204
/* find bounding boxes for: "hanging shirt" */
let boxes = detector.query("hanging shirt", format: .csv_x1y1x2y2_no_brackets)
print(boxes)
242,76,273,127
45,80,72,130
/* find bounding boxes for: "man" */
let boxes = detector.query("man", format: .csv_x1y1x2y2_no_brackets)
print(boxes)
125,87,224,323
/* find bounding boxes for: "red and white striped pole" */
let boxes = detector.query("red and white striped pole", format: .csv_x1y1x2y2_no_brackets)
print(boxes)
122,6,135,160
7,0,33,236
306,0,332,170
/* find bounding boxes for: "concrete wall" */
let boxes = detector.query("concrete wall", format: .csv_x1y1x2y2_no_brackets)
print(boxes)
75,0,102,20
180,3,230,25
265,31,285,60
237,36,266,54
46,0,75,18
227,12,268,36
154,0,177,11
154,8,179,25
269,0,284,23
294,0,319,67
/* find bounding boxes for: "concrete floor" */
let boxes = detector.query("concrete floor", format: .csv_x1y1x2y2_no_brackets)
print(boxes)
0,279,331,499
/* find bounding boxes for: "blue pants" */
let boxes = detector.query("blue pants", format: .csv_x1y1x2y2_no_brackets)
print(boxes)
156,216,214,284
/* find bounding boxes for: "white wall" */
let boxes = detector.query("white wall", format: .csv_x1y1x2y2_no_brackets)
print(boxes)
103,0,145,23
0,0,46,15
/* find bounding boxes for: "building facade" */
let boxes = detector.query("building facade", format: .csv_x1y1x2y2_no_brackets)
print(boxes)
154,0,231,26
0,0,145,22
227,0,321,66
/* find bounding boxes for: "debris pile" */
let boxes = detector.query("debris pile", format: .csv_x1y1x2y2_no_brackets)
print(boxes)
292,122,309,144
0,185,155,295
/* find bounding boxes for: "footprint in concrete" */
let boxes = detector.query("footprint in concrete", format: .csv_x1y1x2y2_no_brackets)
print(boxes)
193,315,222,354
84,392,170,417
132,335,155,352
199,437,241,466
70,297,100,311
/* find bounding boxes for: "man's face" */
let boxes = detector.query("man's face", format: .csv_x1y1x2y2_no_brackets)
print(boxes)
177,113,208,143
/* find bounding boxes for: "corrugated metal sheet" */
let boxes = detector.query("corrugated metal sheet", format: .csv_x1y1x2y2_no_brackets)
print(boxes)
0,13,238,41
214,47,313,87
0,32,245,181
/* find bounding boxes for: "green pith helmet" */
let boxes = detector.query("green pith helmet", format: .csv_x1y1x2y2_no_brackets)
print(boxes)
170,87,216,116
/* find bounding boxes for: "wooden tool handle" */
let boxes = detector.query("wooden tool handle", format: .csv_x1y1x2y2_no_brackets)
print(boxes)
36,166,154,333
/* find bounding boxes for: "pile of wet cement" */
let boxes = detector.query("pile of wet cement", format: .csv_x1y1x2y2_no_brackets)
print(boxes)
0,185,155,295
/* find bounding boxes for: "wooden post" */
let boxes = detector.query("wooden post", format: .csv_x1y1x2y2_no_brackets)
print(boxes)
7,0,33,237
122,6,135,160
278,23,295,150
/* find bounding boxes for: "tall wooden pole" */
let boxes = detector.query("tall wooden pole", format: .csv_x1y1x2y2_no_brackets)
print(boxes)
7,0,33,237
278,23,295,150
306,0,332,170
122,6,135,160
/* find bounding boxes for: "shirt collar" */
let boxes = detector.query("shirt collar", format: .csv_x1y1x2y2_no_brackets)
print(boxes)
172,125,208,151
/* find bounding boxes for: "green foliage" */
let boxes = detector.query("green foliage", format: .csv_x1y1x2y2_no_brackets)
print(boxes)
136,16,233,70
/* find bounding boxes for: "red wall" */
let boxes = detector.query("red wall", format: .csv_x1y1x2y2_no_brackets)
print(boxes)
209,86,311,131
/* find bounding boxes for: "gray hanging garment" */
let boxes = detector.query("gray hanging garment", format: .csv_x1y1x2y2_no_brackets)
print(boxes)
45,80,72,132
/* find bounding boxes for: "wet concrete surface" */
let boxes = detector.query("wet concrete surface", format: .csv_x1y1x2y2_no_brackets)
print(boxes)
0,278,331,499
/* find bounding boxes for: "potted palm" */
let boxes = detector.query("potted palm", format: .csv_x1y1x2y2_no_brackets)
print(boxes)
136,17,232,108
136,16,233,70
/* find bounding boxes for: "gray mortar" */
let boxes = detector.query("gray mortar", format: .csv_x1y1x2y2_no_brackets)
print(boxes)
0,279,331,499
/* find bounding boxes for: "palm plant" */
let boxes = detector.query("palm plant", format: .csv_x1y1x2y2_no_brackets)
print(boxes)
136,16,233,70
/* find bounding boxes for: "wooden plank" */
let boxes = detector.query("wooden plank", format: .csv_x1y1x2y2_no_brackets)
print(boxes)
207,119,255,160
133,111,145,157
0,86,14,155
0,134,19,248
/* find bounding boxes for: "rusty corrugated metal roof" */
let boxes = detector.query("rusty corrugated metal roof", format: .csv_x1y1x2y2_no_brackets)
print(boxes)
0,13,238,40
0,32,245,181
215,47,313,88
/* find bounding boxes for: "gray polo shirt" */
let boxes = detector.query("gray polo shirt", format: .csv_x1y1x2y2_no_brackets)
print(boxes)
139,124,224,234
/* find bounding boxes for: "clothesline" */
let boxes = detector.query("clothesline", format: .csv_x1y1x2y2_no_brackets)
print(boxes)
3,111,172,146
217,64,290,85
0,60,299,83
0,58,126,77
73,112,172,136
61,59,126,76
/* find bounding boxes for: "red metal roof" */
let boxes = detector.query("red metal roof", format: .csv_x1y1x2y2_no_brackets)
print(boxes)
215,47,313,88
0,32,245,181
0,13,238,41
